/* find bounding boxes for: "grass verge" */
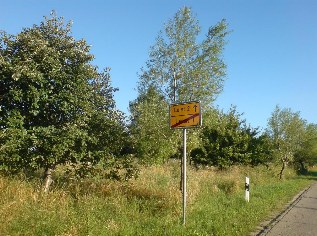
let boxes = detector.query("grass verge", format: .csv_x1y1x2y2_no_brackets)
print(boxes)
0,162,315,235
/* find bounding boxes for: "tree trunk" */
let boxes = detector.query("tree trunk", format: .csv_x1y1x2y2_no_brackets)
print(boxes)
279,160,287,180
299,162,307,174
43,166,55,193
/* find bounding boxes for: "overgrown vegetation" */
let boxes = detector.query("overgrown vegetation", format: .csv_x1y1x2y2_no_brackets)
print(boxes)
129,7,229,163
191,107,273,169
1,6,317,236
0,163,315,235
0,12,136,191
266,105,317,178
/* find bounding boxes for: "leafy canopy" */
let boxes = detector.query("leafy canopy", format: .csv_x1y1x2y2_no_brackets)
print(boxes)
266,105,307,163
191,107,272,169
0,12,131,179
137,6,229,106
130,7,229,163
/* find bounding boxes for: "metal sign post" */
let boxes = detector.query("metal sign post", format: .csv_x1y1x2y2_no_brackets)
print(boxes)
182,128,187,225
170,101,201,225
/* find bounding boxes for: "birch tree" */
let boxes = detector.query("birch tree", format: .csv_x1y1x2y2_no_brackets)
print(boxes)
130,7,229,163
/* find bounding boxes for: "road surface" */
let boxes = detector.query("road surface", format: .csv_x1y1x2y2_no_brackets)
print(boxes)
258,182,317,236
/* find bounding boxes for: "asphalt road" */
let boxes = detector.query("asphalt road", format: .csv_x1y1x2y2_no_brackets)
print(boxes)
263,182,317,236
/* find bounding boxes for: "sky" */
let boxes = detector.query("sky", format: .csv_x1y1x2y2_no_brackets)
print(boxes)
1,0,316,129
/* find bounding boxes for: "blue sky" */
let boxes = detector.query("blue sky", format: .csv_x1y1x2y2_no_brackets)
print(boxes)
1,0,316,129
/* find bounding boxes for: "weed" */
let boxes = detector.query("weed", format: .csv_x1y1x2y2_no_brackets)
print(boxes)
0,163,314,235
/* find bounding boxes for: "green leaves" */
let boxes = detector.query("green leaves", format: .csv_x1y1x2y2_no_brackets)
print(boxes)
0,12,134,180
267,106,307,162
191,107,270,169
131,7,229,165
129,87,178,164
138,7,229,106
266,105,317,176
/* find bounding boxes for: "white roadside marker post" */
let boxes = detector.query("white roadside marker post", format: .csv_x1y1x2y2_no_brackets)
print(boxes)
245,177,250,202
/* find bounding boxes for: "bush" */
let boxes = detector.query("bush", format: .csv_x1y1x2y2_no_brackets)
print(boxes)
191,107,272,169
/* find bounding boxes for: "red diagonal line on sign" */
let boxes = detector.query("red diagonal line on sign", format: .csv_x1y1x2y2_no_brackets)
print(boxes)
171,113,200,128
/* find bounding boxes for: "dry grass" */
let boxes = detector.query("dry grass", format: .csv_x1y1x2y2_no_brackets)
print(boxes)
0,163,314,235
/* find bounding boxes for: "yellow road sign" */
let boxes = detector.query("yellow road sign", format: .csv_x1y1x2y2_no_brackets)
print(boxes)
170,101,202,128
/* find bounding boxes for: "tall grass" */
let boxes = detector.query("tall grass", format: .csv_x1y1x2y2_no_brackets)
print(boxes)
0,162,314,235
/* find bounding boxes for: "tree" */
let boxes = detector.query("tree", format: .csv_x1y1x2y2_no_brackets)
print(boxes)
138,7,229,105
0,12,132,191
294,123,317,173
129,87,178,164
248,132,274,167
190,107,272,169
130,7,229,163
266,106,306,179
